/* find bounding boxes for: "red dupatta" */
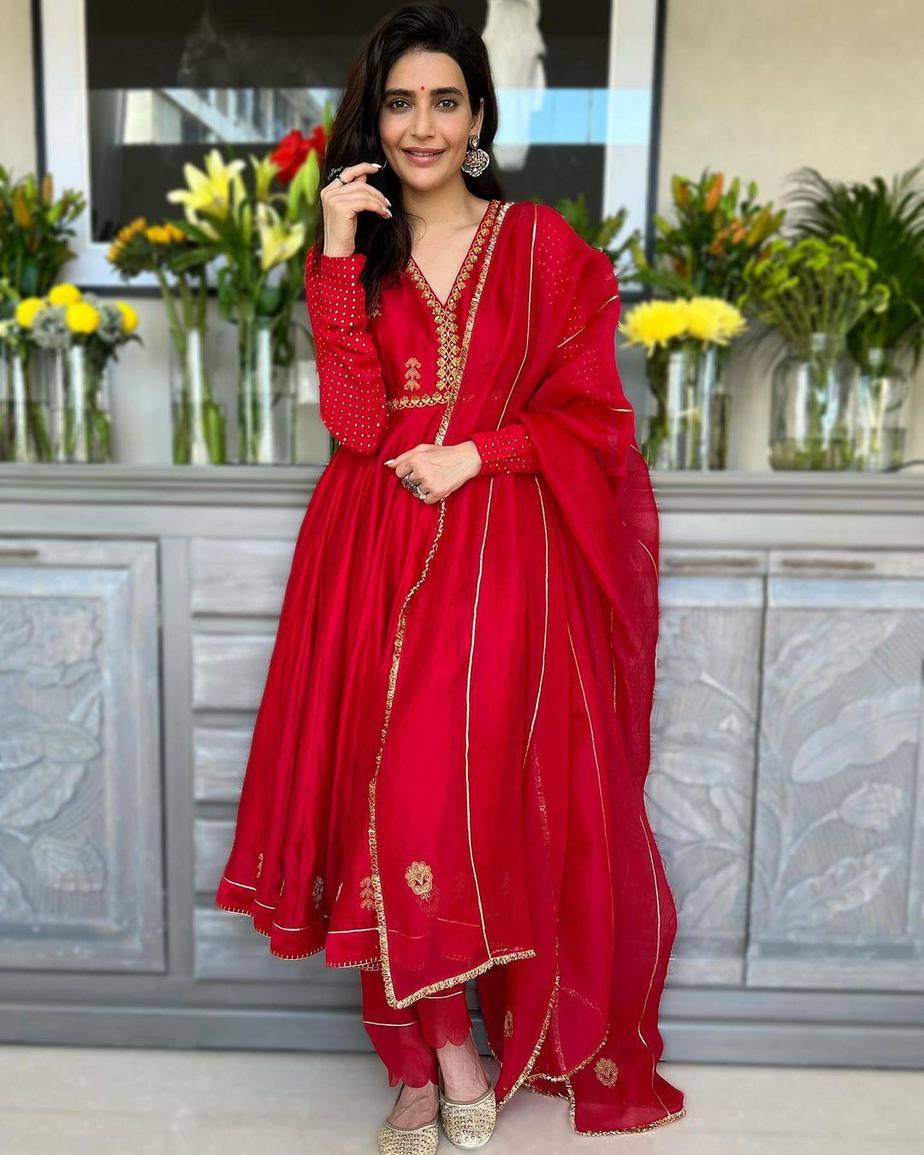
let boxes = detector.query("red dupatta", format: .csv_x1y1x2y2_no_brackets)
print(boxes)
365,201,685,1134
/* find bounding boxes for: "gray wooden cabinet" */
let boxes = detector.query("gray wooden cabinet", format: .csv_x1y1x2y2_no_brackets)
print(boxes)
1,464,923,1068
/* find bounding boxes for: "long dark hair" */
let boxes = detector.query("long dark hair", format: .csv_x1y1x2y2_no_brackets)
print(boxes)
312,4,506,311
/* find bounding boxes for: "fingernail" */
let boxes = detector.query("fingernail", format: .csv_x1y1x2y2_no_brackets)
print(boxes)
372,162,383,168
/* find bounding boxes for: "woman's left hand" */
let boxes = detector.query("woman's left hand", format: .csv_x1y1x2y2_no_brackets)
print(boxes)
384,441,482,503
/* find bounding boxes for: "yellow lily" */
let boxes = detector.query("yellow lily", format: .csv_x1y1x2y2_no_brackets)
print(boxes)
166,148,246,220
256,203,305,271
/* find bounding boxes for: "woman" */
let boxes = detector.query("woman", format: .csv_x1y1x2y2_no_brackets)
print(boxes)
215,5,686,1150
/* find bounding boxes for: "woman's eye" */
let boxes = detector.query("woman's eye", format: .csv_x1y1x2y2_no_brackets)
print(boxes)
386,98,459,110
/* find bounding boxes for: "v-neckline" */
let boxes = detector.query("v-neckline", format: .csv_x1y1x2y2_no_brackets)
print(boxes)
406,199,497,310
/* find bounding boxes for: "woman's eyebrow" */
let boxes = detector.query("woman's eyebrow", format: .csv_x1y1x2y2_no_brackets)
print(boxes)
383,86,464,98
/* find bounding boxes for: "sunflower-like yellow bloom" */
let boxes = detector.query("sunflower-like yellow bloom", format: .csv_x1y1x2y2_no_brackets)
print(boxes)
48,283,82,307
145,223,186,245
621,296,746,354
115,301,140,333
686,296,746,344
166,148,246,221
619,299,690,354
15,297,46,328
65,301,100,335
256,203,306,271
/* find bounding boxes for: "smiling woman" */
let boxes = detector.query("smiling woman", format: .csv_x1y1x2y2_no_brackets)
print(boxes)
213,5,685,1152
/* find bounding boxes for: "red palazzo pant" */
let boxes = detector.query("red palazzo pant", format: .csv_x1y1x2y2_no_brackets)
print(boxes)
361,967,474,1087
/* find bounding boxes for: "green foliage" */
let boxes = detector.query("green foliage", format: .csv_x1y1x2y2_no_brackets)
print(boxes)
0,166,85,313
786,162,924,371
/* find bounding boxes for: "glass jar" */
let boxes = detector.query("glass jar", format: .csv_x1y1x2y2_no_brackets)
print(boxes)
62,345,113,463
769,331,856,470
170,325,227,465
237,315,295,464
852,347,909,471
645,341,730,470
0,345,47,462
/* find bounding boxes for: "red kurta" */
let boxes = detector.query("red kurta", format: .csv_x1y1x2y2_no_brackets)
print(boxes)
215,198,686,1135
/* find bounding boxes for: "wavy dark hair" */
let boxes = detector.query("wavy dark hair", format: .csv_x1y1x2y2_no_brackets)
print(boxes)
311,3,506,312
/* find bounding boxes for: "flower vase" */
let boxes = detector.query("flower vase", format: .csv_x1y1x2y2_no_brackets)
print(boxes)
63,345,112,462
32,347,69,462
170,325,226,465
852,347,909,471
769,331,856,470
645,341,730,470
237,315,295,464
0,346,47,462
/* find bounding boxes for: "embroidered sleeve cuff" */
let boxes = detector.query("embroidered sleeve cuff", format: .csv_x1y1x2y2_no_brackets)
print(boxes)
471,424,539,475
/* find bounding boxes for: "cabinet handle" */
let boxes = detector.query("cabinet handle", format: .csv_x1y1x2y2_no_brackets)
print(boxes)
780,557,876,571
0,547,40,561
663,556,762,572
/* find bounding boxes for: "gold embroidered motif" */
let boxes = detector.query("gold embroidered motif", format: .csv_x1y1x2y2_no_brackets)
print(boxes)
360,875,375,910
312,875,324,908
594,1057,619,1087
503,1010,514,1037
255,852,264,878
387,389,450,411
398,199,500,416
404,860,434,899
403,355,422,392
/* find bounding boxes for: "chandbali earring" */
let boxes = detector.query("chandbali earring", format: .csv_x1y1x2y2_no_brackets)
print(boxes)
460,134,490,177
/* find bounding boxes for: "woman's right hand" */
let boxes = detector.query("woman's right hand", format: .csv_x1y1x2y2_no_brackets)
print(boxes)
320,162,393,257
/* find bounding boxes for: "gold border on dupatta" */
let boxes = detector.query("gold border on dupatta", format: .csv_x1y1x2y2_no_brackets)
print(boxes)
366,200,537,1011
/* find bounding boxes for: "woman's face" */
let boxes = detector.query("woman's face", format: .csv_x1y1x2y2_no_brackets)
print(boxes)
378,49,483,195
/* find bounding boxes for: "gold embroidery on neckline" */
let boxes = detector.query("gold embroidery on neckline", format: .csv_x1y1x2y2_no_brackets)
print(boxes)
387,200,503,413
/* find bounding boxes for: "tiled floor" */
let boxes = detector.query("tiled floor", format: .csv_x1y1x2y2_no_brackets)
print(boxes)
1,1045,922,1154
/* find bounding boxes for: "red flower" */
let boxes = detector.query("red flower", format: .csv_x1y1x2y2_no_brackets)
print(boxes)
270,126,327,185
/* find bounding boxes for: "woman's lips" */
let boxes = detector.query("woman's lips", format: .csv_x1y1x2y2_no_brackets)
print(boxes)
402,149,445,166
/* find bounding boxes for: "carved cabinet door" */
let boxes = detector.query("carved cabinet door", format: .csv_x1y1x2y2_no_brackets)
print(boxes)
0,538,164,972
747,550,924,991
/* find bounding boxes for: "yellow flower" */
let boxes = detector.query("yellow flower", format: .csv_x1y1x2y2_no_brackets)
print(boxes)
619,299,690,354
15,297,46,328
256,202,305,271
166,148,246,220
145,223,186,245
686,296,746,344
115,301,139,333
65,301,101,335
47,283,82,307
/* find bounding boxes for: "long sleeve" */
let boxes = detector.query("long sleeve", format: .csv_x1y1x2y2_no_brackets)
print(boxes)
470,422,539,475
304,249,387,455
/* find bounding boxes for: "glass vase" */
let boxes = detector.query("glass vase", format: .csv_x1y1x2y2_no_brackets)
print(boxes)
170,325,227,465
0,345,48,462
63,345,113,463
852,347,909,471
645,341,730,470
32,347,69,461
769,331,856,470
237,315,295,464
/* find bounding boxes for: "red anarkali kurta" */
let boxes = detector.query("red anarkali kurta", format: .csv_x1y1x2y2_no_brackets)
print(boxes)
215,197,686,1135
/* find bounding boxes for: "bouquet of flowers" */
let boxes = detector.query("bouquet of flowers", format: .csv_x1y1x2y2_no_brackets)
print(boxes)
8,283,139,461
108,216,222,463
164,120,327,462
620,295,746,469
0,168,86,460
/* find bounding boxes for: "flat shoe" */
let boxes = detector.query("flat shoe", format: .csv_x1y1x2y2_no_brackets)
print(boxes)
377,1083,440,1154
438,1070,496,1149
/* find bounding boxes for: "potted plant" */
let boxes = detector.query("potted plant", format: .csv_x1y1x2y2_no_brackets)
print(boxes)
738,234,891,470
785,163,924,469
